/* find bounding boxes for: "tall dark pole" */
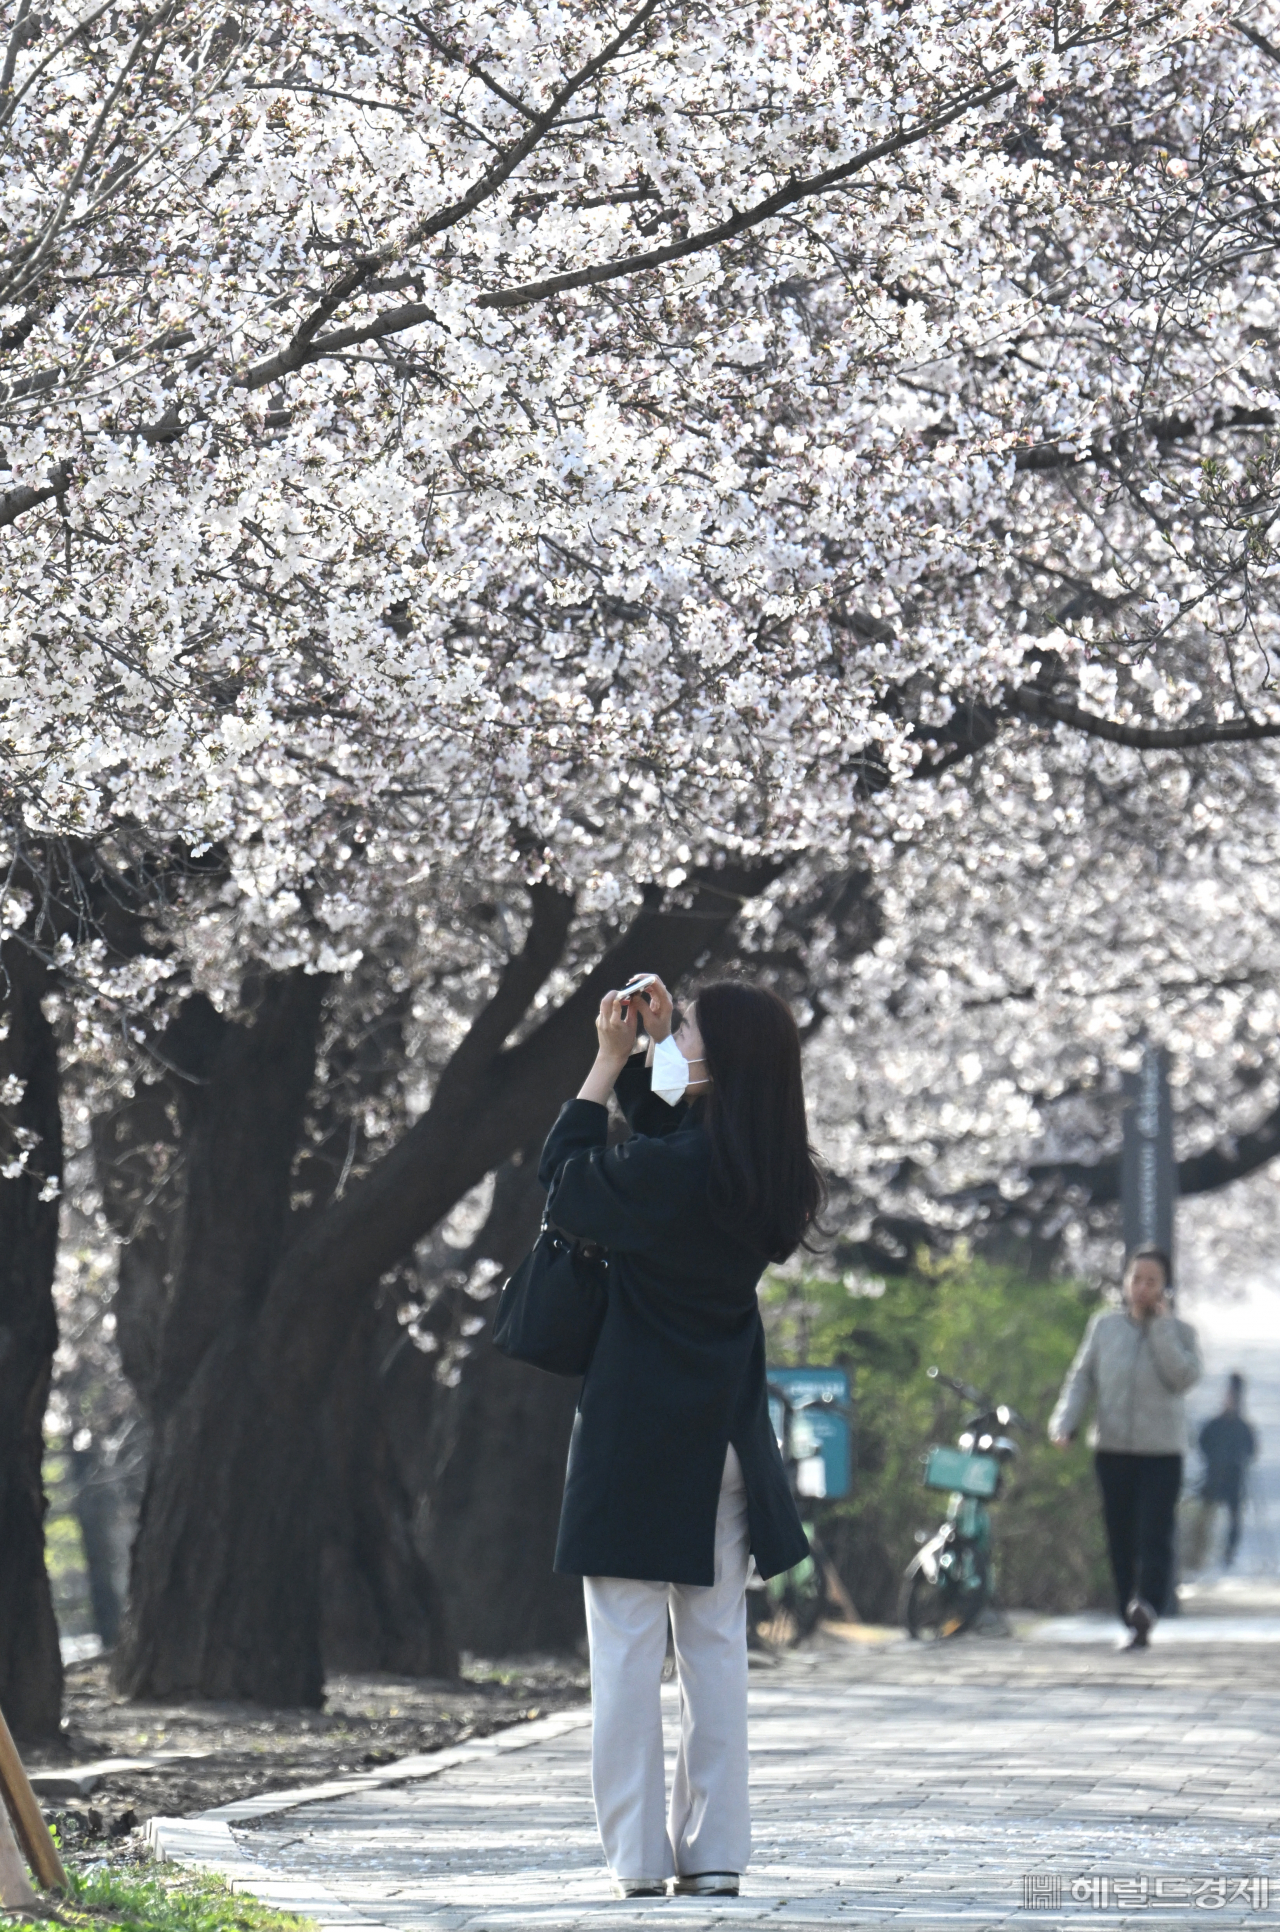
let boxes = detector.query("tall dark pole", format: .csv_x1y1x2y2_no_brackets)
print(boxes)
1121,1043,1177,1270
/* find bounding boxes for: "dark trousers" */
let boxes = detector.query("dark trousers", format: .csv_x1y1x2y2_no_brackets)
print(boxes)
1094,1451,1183,1619
1225,1495,1243,1565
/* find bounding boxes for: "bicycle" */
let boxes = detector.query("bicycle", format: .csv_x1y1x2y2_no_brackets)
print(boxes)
749,1379,856,1646
899,1367,1024,1641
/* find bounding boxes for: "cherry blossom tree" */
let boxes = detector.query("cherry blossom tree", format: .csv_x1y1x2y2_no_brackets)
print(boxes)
806,729,1280,1272
10,0,1280,1714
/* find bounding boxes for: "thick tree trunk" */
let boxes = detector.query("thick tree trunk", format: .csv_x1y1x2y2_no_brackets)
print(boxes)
100,972,458,1699
0,944,63,1738
120,1323,330,1701
112,970,330,1700
415,1147,583,1655
423,1345,583,1655
320,1301,456,1678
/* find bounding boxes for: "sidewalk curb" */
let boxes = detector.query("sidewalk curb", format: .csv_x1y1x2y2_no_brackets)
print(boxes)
145,1706,593,1926
145,1817,392,1929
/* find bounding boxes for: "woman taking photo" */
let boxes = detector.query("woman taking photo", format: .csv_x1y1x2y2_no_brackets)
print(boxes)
537,976,822,1899
1049,1247,1202,1648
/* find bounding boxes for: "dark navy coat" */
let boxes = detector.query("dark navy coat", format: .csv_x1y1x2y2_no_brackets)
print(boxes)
540,1058,809,1585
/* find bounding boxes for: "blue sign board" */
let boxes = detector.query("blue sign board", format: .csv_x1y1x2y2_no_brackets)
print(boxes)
766,1366,853,1500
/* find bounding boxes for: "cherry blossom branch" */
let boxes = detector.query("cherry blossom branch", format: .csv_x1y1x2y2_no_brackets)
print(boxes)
1233,16,1280,66
1008,685,1280,748
473,71,1023,311
1016,1093,1280,1205
1014,406,1277,471
1176,1104,1280,1193
0,42,245,310
857,1087,1280,1270
0,3,176,306
407,18,540,124
243,0,663,385
245,80,413,116
438,881,575,1077
0,0,33,100
0,460,70,528
0,0,113,131
241,301,441,391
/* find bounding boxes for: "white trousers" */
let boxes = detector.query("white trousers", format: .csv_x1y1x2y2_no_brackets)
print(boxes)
583,1445,751,1885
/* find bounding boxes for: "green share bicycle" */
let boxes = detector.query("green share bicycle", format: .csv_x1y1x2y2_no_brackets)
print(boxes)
899,1367,1025,1640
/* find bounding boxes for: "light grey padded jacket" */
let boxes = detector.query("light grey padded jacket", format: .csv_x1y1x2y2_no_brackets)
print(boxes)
1049,1308,1203,1456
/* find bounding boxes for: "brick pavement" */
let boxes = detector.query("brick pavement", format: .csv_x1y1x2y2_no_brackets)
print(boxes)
151,1632,1280,1929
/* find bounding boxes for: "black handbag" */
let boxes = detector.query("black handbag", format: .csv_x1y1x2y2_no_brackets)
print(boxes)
491,1213,608,1377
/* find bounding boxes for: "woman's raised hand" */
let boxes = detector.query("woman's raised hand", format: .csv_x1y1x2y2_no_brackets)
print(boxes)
636,975,674,1042
595,990,640,1069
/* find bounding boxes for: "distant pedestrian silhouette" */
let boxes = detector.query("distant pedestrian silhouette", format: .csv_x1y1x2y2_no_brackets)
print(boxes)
1187,1374,1257,1571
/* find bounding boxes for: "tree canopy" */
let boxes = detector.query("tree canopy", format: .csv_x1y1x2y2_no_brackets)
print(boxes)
6,0,1280,1714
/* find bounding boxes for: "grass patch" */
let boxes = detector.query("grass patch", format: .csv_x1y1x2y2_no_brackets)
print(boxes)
0,1868,315,1932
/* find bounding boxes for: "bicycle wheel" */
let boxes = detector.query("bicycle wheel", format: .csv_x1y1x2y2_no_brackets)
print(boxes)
901,1544,988,1641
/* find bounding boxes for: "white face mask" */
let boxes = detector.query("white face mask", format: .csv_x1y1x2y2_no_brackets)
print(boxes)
651,1033,706,1106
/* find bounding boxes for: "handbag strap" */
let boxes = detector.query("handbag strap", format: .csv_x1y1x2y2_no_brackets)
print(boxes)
540,1198,604,1264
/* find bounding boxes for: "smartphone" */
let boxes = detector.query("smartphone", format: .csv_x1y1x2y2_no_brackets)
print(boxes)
619,974,657,1002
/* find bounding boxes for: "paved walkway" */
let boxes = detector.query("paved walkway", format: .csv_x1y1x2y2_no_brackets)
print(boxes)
151,1629,1280,1929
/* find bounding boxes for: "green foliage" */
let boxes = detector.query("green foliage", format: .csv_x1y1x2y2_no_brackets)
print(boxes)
42,1445,95,1637
0,1868,314,1932
763,1251,1113,1621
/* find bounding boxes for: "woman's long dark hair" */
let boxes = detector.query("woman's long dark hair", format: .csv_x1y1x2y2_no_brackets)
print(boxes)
693,980,827,1261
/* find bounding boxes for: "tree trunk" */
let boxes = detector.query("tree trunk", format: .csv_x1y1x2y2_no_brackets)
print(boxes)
0,944,63,1738
319,1300,456,1678
121,1321,332,1701
100,972,459,1698
423,1344,583,1655
112,969,330,1701
71,1447,124,1649
415,1147,583,1655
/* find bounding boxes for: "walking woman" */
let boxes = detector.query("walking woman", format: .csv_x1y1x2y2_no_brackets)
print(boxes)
1049,1248,1202,1647
537,977,821,1898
